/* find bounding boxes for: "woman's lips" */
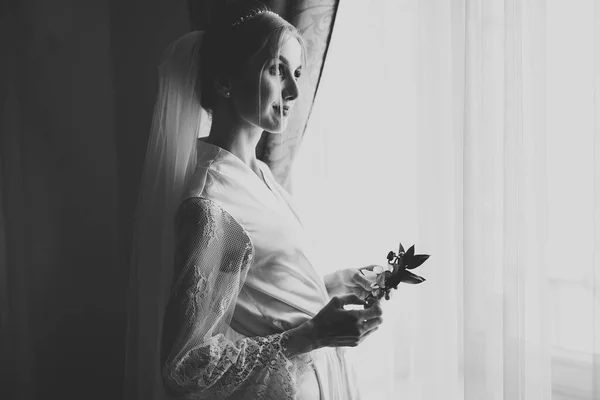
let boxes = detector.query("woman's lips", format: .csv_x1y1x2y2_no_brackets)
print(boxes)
273,105,289,116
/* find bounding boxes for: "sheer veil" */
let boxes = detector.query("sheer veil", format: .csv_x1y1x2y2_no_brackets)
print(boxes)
123,31,208,400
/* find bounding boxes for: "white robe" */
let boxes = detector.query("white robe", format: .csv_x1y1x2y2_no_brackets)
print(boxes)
160,139,361,400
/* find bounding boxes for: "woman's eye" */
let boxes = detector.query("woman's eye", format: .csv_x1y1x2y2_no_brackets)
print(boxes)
269,64,284,76
294,70,302,79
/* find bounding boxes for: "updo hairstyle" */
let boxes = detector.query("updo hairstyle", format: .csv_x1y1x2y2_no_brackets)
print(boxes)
197,1,306,112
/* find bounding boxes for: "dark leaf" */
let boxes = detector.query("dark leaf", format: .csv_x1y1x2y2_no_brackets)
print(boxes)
384,269,403,288
401,246,414,268
383,277,396,289
405,254,430,270
400,270,425,284
405,245,415,259
398,242,405,254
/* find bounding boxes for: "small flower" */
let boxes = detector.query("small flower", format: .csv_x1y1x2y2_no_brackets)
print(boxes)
365,241,430,307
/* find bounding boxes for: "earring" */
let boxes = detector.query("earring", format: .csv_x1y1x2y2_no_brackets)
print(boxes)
225,91,231,97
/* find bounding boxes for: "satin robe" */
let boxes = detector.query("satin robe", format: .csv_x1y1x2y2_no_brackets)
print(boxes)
178,139,361,400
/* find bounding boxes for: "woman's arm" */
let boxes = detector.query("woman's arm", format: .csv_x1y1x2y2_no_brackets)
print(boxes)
161,197,302,399
161,198,384,399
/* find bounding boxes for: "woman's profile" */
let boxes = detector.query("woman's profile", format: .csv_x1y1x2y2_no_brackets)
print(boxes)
125,2,385,399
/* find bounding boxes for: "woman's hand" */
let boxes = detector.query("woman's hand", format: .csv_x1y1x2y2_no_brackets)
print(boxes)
324,266,383,299
283,294,383,357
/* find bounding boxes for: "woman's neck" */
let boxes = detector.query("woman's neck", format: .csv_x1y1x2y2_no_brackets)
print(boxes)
204,108,264,173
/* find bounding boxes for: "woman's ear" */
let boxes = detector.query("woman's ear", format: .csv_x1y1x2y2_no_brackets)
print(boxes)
214,76,233,99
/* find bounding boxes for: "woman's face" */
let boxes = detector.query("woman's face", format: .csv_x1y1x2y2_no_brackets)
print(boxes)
230,35,303,133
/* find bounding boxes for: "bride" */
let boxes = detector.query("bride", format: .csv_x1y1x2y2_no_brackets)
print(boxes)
125,2,384,399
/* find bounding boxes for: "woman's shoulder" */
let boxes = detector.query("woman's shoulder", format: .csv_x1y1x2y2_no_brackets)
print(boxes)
181,166,210,202
179,167,247,231
181,164,230,202
174,196,255,269
175,196,233,231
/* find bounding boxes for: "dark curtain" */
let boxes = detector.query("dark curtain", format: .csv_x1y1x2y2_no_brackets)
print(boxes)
188,0,339,190
0,1,191,399
0,1,337,399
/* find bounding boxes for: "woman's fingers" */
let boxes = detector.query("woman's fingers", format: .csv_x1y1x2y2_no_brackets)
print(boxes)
360,327,379,342
345,299,383,322
329,326,381,347
310,293,384,349
333,293,367,308
352,269,377,290
361,317,383,333
358,264,379,272
356,301,383,320
329,316,382,339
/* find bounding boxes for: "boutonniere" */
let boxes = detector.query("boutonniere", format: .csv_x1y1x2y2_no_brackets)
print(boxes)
363,242,430,307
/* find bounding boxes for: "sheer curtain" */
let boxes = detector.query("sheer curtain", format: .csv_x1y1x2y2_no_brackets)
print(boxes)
292,0,599,399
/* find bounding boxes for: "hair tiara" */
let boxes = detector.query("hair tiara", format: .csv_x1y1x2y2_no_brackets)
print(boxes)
231,10,281,27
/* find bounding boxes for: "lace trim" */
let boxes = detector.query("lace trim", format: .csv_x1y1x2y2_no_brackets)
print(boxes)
165,333,302,399
162,197,312,399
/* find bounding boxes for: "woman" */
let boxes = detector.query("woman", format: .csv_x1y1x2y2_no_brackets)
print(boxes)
126,3,384,399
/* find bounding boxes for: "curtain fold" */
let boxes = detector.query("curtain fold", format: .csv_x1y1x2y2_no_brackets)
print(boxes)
292,0,599,398
0,10,35,400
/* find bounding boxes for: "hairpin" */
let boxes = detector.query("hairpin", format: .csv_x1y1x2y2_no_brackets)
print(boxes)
231,10,280,27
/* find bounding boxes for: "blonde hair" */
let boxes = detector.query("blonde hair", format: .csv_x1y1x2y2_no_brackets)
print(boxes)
197,2,306,112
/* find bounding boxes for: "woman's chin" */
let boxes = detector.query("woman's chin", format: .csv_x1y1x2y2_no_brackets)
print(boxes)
264,122,288,134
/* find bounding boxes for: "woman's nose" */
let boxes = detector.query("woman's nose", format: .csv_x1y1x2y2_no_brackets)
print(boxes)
283,77,299,101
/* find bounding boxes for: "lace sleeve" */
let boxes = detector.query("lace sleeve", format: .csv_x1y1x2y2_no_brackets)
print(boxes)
161,197,297,400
